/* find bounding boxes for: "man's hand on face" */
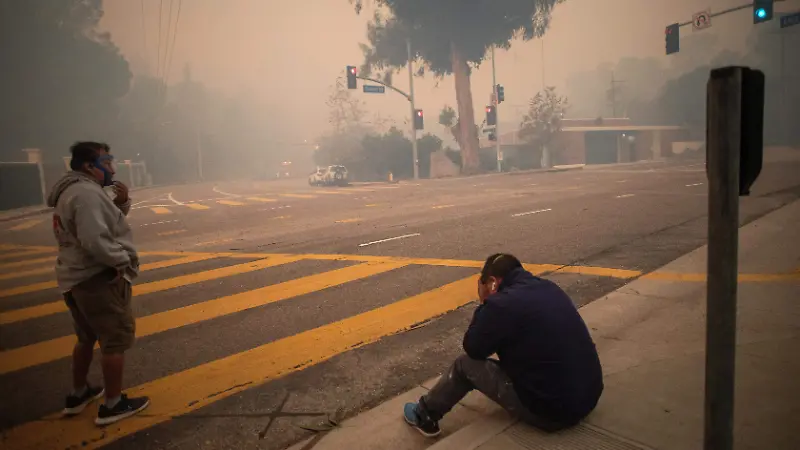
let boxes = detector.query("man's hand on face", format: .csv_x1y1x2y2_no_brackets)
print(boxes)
477,280,489,304
113,181,129,204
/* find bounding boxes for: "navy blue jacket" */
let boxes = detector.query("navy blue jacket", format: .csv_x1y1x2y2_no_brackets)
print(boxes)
463,268,603,423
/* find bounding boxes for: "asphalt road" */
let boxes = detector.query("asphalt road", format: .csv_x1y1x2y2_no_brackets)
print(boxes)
1,150,798,449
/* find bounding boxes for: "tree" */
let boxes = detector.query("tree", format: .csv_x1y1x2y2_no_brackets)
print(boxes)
0,0,131,160
350,0,562,174
518,86,567,168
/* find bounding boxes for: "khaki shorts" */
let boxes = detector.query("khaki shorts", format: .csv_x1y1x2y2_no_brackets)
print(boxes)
64,269,135,354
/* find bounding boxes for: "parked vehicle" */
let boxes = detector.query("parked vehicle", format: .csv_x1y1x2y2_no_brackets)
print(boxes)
308,165,349,186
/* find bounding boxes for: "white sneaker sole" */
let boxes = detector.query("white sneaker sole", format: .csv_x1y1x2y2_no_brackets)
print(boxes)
403,413,441,438
94,398,150,426
62,388,105,416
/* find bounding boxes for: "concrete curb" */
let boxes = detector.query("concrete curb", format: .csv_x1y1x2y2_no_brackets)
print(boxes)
506,165,585,176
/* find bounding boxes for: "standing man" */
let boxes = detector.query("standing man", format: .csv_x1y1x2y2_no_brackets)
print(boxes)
403,253,603,436
47,141,149,426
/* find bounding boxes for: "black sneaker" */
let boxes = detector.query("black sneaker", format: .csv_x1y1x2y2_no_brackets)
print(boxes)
95,394,150,426
63,385,105,416
403,402,441,437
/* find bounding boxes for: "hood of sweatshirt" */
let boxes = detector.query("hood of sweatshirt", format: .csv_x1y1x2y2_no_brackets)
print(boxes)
46,171,98,208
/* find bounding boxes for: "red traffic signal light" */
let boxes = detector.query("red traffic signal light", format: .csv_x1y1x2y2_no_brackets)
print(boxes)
414,109,424,130
486,105,497,126
346,65,357,89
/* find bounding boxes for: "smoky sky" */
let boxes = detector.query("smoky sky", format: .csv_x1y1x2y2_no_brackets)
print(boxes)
100,0,800,147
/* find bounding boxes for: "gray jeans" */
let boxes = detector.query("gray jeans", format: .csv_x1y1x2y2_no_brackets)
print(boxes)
420,355,568,432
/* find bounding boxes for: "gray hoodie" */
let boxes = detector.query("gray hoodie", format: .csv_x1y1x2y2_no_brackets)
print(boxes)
47,171,139,292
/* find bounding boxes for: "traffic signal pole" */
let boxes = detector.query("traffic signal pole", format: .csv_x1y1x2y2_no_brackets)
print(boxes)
407,38,419,180
491,46,501,173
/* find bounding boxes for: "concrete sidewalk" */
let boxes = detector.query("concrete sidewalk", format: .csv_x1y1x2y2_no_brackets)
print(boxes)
287,200,800,450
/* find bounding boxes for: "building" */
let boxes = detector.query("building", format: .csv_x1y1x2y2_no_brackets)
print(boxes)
479,118,693,167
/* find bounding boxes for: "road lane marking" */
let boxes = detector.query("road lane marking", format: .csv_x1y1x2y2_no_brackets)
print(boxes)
358,233,420,247
140,220,180,227
615,194,635,198
246,197,277,203
555,266,641,279
312,190,348,195
0,256,54,272
150,207,172,214
167,193,184,206
217,200,245,206
365,204,380,207
281,193,317,199
686,183,703,187
432,205,454,209
193,238,235,247
0,260,404,375
0,248,54,262
511,208,552,217
1,274,477,449
158,230,187,237
335,218,362,223
273,215,291,220
7,219,44,231
185,203,210,210
0,254,224,319
212,187,241,198
0,264,53,281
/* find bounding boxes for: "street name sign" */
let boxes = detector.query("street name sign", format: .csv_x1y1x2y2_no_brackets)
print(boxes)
363,85,386,94
780,11,800,28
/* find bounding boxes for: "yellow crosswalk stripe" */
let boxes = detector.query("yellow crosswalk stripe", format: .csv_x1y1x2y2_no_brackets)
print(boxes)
7,219,44,231
281,193,317,199
247,197,277,202
0,260,404,375
150,207,172,214
335,218,362,223
0,256,54,272
1,274,477,449
185,203,210,210
0,264,52,281
0,254,282,325
217,199,245,206
0,248,54,262
0,253,220,300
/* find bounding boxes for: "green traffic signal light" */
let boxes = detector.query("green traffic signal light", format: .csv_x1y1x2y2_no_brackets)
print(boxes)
753,0,773,24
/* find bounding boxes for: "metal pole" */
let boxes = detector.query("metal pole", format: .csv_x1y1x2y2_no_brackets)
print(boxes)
704,68,742,450
492,46,501,172
407,38,419,180
196,128,203,181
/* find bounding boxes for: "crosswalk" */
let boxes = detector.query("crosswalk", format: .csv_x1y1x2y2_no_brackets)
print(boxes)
2,243,791,448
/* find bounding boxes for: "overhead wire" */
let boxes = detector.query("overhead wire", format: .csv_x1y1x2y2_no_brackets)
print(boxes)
160,0,175,86
162,0,183,87
156,0,164,79
140,0,148,72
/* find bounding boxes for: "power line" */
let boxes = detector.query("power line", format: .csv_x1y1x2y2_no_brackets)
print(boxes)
140,0,148,72
160,0,175,86
163,0,183,87
157,0,163,79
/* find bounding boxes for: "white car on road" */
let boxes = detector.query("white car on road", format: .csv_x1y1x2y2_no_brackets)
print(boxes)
308,165,349,186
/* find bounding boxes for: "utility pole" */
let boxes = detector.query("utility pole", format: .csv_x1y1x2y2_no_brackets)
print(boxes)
196,128,203,181
407,38,419,180
608,72,626,117
491,46,501,172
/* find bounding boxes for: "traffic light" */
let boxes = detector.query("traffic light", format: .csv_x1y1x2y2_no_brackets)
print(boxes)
346,66,357,89
665,23,679,55
414,109,424,130
496,85,505,103
753,0,773,24
488,132,497,142
486,105,497,126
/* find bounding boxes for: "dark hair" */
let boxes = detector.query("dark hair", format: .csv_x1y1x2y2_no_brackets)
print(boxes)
69,141,105,170
480,253,522,282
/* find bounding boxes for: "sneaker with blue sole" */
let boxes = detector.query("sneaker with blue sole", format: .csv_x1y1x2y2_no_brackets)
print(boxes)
403,402,441,437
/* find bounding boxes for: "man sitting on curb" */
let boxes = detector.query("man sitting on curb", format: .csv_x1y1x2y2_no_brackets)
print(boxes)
403,253,604,437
